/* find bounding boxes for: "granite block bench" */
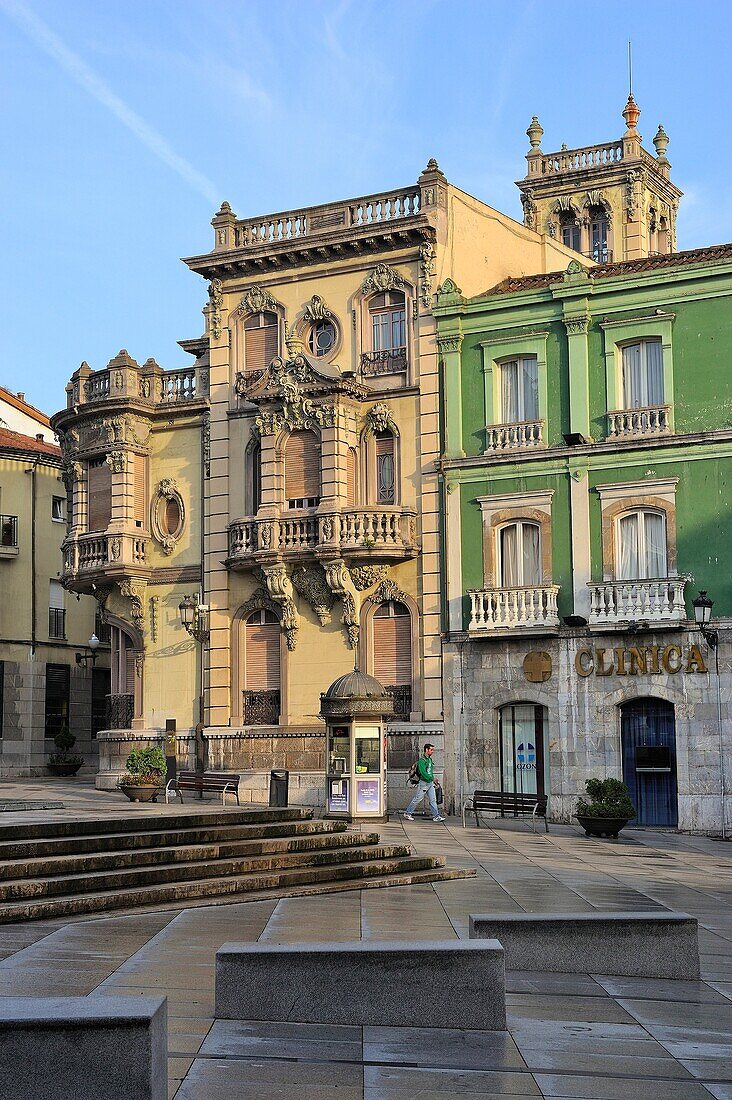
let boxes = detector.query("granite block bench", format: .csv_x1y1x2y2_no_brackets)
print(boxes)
469,911,700,978
0,995,167,1100
215,939,507,1030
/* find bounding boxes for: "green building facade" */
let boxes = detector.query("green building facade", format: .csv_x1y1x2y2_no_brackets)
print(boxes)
434,244,732,834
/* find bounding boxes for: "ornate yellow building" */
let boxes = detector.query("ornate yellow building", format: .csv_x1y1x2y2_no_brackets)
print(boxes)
52,159,580,804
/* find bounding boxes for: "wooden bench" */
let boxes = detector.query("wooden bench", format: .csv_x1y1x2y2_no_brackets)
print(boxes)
165,771,240,806
462,790,548,832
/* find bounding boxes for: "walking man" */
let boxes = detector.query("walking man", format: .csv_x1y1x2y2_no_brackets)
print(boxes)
403,743,445,822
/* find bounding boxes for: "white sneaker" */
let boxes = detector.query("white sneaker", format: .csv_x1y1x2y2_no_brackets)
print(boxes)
403,813,414,821
432,816,446,823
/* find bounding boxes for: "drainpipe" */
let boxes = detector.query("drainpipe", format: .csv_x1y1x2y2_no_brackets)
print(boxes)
25,456,40,658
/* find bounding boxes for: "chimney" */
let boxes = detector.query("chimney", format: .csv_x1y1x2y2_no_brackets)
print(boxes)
17,392,25,401
36,433,44,442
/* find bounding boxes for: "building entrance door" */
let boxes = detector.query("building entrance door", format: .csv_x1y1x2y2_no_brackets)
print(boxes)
499,703,546,799
621,698,678,827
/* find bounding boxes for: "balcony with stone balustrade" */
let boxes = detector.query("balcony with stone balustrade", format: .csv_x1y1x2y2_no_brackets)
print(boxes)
60,352,209,413
468,585,561,635
227,506,418,569
61,531,150,591
607,405,672,440
588,577,688,629
484,420,545,454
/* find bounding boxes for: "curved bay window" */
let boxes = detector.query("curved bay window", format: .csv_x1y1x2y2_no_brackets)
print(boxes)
373,601,412,718
362,291,407,377
285,430,320,509
244,311,279,377
499,703,547,799
243,609,281,725
498,521,541,588
617,510,667,580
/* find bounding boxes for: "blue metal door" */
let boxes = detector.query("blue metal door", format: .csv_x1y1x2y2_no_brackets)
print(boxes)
621,698,678,827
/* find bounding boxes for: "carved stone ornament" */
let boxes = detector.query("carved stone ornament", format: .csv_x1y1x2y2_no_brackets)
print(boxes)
419,243,436,310
435,278,463,302
349,565,389,591
119,579,145,632
324,559,360,649
546,218,557,238
236,285,279,318
565,259,584,276
564,314,589,335
436,334,463,355
551,196,579,216
239,586,282,625
291,564,334,625
106,451,126,474
109,537,122,561
150,478,185,556
521,188,537,230
303,294,333,323
364,403,395,436
261,563,298,650
360,263,406,297
208,278,223,340
202,412,210,478
625,170,641,221
367,579,409,606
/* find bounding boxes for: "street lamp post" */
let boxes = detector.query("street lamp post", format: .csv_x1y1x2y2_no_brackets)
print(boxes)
178,594,209,773
692,591,727,841
75,633,100,667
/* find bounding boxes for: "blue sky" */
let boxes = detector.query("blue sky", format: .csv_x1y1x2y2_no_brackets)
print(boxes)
1,0,730,416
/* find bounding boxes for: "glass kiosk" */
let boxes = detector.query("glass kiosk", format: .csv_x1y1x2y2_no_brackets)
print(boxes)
320,670,394,821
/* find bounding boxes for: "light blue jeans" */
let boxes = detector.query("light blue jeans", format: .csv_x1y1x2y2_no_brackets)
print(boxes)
405,779,440,819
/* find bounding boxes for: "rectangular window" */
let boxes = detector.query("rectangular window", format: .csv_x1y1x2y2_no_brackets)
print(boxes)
622,339,664,408
618,511,667,580
501,357,539,422
52,496,66,523
87,458,112,532
376,433,395,504
499,522,541,587
49,580,66,639
562,224,581,252
45,664,70,739
91,667,110,738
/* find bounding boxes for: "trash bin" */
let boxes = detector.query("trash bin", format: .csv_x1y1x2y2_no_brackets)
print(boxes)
269,769,289,808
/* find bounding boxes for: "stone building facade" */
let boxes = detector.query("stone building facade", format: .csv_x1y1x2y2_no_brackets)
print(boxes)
434,243,732,835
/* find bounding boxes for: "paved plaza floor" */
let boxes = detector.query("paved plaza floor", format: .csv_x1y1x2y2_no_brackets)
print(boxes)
0,780,731,1098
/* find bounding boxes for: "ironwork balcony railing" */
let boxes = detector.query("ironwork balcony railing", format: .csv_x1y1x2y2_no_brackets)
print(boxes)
484,420,545,453
384,685,412,719
469,585,561,632
228,507,417,564
588,578,687,627
48,607,66,640
582,249,613,264
360,348,408,377
243,690,281,725
0,514,18,552
106,693,134,730
607,405,671,439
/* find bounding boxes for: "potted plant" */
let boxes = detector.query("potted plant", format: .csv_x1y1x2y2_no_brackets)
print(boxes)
118,746,167,802
47,725,85,777
576,777,636,838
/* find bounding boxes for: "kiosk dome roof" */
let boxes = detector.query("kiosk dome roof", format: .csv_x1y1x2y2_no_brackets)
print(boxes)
323,670,387,699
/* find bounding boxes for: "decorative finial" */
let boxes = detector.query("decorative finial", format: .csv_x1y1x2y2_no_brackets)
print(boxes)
622,93,641,133
424,158,440,172
526,116,543,150
653,124,669,162
218,200,232,214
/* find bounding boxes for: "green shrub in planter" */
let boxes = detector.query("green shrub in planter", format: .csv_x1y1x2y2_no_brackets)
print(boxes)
119,746,167,786
576,777,636,820
48,724,85,769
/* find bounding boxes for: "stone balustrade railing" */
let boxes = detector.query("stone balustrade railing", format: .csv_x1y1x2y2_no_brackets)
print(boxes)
526,141,624,177
231,187,421,250
607,405,671,439
62,532,148,577
68,361,208,410
228,507,417,562
484,420,545,453
468,585,560,631
588,578,687,625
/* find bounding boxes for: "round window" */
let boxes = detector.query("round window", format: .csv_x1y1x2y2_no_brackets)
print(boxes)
163,497,182,536
309,320,336,358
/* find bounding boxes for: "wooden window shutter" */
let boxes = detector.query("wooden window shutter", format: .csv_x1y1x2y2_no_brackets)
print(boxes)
244,312,279,374
245,613,281,690
346,448,358,507
285,430,320,504
124,640,136,695
87,459,112,532
373,602,411,686
134,455,147,527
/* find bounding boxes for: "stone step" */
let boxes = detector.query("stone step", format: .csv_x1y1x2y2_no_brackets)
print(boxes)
0,806,313,843
0,844,415,901
0,830,380,882
0,817,347,861
0,855,450,923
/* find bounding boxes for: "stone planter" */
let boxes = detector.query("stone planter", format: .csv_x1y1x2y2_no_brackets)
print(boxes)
46,761,83,778
118,784,161,803
576,814,631,839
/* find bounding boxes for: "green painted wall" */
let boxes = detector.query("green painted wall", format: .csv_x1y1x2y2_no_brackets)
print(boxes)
672,298,732,433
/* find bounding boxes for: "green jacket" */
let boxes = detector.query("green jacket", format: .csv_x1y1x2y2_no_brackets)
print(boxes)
417,754,434,783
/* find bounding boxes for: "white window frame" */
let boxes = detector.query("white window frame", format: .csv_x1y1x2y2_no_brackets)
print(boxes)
601,314,675,430
51,496,66,523
496,520,542,588
620,337,665,409
615,509,668,581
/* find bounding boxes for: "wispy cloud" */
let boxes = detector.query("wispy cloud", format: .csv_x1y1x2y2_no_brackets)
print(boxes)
1,0,221,206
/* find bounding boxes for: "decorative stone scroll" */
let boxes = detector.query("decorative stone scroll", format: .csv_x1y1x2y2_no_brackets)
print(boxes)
235,285,279,318
260,563,298,650
419,243,436,309
324,559,360,649
367,579,409,606
360,263,406,297
119,579,146,633
303,294,333,323
291,564,334,625
208,278,223,340
349,565,389,591
364,403,395,436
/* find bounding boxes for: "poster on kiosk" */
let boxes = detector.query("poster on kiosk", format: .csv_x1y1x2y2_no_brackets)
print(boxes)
326,722,386,820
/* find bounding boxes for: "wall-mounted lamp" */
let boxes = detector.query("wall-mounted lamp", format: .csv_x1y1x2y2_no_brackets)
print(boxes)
178,594,209,642
75,633,100,666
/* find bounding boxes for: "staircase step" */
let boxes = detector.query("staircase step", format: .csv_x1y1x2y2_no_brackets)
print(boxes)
0,855,454,923
0,844,415,901
0,818,347,861
0,830,382,882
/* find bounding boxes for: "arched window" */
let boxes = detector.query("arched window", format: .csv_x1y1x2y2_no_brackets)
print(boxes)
498,521,541,587
375,431,396,504
617,510,667,580
499,703,547,798
243,609,281,725
621,338,664,408
588,209,610,263
244,311,279,375
346,447,358,507
500,357,539,423
560,211,581,253
246,440,261,516
285,430,321,509
373,601,412,718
